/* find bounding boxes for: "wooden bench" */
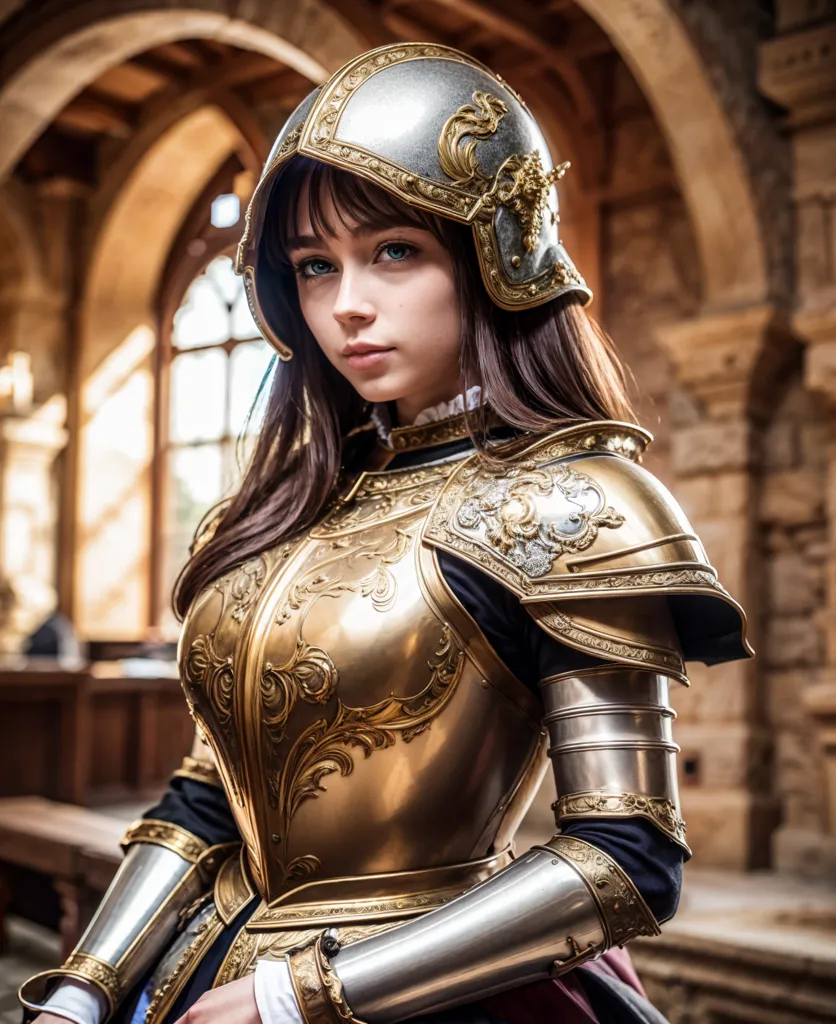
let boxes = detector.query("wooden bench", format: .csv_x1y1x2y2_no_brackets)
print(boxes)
0,796,125,957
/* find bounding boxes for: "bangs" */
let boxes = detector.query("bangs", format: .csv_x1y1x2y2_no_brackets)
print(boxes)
265,156,451,269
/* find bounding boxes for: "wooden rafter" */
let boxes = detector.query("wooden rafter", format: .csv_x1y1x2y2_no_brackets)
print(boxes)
326,0,398,46
178,39,225,65
56,91,135,138
129,52,191,86
383,0,599,124
383,10,447,44
207,53,287,90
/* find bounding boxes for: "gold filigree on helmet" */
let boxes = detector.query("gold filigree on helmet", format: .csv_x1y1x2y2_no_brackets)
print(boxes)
235,43,591,360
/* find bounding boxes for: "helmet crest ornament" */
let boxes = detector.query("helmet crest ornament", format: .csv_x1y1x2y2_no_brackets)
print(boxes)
438,90,507,186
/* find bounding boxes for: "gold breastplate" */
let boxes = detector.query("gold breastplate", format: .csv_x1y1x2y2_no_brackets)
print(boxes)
179,458,546,913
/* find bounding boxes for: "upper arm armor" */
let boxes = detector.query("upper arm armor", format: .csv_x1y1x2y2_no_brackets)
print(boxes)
422,420,752,671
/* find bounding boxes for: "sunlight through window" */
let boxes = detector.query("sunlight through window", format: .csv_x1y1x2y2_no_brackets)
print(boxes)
161,254,275,628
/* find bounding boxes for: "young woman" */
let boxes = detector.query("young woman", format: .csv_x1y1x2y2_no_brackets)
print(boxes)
22,42,751,1024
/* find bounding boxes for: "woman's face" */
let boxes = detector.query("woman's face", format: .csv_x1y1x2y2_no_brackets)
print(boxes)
287,179,463,424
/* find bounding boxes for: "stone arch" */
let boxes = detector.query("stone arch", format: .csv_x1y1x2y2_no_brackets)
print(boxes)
74,103,243,638
0,0,367,185
86,85,268,250
0,179,58,398
575,0,769,311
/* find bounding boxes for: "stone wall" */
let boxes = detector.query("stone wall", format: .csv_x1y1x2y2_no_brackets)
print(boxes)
598,56,700,483
760,370,831,872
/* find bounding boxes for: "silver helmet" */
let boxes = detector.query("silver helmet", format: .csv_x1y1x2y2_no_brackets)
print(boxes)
236,43,591,360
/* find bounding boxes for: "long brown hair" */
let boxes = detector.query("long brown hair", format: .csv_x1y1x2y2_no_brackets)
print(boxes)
173,158,634,618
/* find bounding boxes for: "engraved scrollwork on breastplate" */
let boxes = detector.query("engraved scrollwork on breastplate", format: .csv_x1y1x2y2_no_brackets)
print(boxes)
456,463,624,578
276,528,411,626
319,463,456,536
272,624,464,884
181,554,272,806
230,556,268,621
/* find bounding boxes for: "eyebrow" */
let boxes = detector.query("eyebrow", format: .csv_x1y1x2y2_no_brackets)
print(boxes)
285,220,423,253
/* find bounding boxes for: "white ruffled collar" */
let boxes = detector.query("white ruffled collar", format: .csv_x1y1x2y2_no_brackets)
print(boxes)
371,386,483,445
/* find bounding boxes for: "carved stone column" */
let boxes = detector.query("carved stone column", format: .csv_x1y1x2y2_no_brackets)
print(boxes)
654,304,790,869
760,0,836,876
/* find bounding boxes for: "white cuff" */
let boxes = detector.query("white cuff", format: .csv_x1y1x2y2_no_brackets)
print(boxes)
35,978,108,1024
254,959,305,1024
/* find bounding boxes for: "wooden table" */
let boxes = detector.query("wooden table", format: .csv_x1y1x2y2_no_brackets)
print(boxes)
0,795,124,956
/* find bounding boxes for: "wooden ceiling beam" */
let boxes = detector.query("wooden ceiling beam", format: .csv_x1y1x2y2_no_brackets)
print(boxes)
326,0,398,46
129,53,191,86
239,73,311,106
418,0,598,124
211,54,287,90
179,39,225,65
383,11,447,44
413,0,562,61
55,92,134,138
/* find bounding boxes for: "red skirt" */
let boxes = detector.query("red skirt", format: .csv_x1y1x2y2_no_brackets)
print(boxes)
480,947,647,1024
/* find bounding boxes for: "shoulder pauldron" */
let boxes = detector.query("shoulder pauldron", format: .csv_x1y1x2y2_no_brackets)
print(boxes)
422,421,752,675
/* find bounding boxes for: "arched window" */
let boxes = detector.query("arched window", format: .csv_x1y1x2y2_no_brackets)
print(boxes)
158,253,274,634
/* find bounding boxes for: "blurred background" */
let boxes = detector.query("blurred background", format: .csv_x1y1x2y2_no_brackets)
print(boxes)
0,0,834,1020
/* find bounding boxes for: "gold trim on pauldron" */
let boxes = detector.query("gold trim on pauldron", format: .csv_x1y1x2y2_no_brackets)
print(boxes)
421,421,751,652
526,603,687,684
18,954,122,1020
173,755,223,788
121,819,208,863
288,936,365,1024
542,835,660,952
553,792,689,854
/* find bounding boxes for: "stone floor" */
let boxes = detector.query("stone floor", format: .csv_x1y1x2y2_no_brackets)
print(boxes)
2,864,834,1023
632,868,836,1023
0,916,60,1023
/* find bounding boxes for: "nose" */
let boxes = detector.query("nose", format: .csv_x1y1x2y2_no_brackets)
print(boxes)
332,266,376,328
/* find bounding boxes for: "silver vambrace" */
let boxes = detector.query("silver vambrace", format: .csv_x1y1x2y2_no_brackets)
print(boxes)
328,835,658,1022
19,820,232,1020
288,665,680,1023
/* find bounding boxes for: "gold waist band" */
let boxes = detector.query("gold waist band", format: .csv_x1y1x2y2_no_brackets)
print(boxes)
218,846,514,932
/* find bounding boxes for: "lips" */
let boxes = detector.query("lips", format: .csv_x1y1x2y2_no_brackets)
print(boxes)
342,342,394,371
345,350,393,370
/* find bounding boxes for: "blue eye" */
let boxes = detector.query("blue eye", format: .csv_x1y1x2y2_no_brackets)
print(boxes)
381,243,411,261
301,258,333,277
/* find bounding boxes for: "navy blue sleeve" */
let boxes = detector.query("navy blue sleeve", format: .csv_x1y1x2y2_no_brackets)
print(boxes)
437,550,685,922
436,550,599,685
561,819,683,922
143,774,240,847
